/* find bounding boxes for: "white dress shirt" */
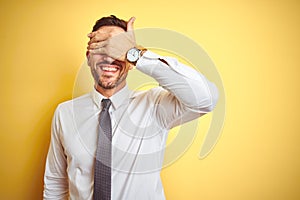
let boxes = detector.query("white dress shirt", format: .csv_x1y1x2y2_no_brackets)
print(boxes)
43,50,219,200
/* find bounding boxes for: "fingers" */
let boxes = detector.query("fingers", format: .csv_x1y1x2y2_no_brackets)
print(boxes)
87,40,107,50
88,17,136,43
88,46,108,55
127,17,136,31
87,31,110,45
87,29,109,39
87,32,95,38
87,17,136,59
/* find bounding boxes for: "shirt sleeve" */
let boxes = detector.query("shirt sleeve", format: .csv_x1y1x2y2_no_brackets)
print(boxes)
43,106,69,200
136,50,219,129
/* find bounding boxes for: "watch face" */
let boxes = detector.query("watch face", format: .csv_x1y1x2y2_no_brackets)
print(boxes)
127,48,139,62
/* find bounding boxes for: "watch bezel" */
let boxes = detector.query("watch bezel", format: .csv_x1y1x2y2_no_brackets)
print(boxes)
126,47,141,63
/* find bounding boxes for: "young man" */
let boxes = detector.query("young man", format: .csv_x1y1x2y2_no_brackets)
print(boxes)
43,15,219,200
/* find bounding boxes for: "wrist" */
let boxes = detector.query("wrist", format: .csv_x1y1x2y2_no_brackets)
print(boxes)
126,46,147,66
136,45,147,56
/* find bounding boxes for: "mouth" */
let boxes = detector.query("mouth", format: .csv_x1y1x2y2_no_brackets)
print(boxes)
101,65,119,72
97,60,122,73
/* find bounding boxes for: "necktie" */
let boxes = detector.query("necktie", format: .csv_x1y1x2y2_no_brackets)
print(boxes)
94,99,112,200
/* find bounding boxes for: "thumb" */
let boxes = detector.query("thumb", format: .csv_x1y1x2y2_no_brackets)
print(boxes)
127,17,136,31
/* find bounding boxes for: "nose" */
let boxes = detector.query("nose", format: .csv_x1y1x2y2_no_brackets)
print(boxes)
103,55,115,64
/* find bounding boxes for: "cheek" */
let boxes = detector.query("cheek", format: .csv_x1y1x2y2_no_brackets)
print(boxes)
90,67,99,79
87,55,103,67
87,57,95,68
93,67,103,77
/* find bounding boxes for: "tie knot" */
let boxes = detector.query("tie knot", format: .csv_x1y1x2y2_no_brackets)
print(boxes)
101,99,112,110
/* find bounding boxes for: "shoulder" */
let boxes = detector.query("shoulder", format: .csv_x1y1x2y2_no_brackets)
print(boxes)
55,93,92,114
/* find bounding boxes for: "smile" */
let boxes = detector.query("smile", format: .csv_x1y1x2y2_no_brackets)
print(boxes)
101,66,119,72
96,60,122,73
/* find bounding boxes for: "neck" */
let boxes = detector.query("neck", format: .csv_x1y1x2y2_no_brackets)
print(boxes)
95,82,126,98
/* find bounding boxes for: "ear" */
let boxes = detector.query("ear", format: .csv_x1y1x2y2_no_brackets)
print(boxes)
126,62,134,71
86,51,92,67
129,64,134,70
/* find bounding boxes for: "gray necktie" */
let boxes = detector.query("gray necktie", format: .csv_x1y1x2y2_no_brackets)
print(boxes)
94,99,112,200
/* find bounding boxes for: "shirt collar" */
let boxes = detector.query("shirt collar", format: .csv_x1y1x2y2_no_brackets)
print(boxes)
92,85,131,110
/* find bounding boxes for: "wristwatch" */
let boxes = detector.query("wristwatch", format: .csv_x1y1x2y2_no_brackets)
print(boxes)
126,47,147,65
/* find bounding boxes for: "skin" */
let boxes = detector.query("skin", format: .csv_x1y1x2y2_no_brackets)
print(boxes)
87,17,136,98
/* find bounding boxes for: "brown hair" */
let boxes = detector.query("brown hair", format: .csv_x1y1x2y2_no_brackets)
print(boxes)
92,15,127,32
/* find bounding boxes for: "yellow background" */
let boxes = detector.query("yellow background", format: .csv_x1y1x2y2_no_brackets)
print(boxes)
1,0,299,199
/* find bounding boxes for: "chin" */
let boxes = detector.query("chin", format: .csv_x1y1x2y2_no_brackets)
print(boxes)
98,81,117,89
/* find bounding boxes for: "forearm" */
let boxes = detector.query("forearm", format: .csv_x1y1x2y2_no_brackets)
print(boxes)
136,50,219,113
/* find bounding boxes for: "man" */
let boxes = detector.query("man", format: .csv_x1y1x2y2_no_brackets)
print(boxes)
43,15,219,200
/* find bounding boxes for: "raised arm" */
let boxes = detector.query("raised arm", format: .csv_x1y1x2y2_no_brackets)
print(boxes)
136,51,219,128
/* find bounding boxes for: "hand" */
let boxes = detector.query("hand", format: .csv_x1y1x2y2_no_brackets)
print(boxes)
87,17,136,61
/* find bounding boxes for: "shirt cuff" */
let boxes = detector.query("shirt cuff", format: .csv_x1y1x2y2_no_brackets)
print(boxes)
136,50,162,68
136,50,202,81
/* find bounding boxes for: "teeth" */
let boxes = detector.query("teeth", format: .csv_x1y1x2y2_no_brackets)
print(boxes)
102,66,118,72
